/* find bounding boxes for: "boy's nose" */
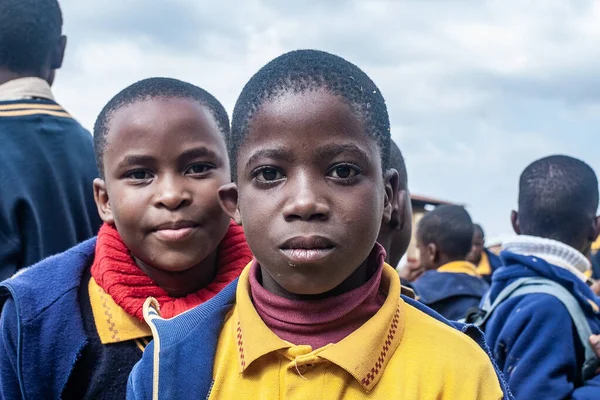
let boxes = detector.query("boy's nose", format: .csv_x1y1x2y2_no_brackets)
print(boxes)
154,176,192,210
282,175,330,221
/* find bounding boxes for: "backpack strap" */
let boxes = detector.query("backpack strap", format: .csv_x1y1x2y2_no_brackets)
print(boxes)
475,277,599,381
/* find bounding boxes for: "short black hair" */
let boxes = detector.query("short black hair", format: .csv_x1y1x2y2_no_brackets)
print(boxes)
418,205,474,258
93,77,230,177
518,155,599,247
473,223,484,238
389,140,407,188
230,49,390,177
0,0,62,73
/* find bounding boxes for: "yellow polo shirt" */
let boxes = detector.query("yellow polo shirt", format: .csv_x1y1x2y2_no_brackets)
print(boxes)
476,251,492,276
209,264,503,399
88,277,152,351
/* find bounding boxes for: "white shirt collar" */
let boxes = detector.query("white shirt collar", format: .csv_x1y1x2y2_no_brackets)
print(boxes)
0,77,54,101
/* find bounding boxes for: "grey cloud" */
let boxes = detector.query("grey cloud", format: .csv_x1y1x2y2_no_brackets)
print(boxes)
62,0,247,55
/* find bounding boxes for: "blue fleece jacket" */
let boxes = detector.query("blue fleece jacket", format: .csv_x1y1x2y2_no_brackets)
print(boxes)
0,99,101,280
0,238,95,400
484,251,600,399
126,281,513,400
412,270,489,320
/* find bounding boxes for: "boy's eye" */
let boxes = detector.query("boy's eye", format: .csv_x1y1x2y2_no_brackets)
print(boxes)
126,170,152,180
328,164,360,179
255,168,284,182
186,163,214,175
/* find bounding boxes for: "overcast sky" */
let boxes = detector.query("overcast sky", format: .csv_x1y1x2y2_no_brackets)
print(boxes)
54,0,600,241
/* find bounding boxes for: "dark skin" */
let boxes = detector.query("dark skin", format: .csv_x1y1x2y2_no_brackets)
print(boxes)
94,97,231,297
416,238,464,271
0,35,66,86
510,210,600,257
377,185,411,268
219,88,397,299
466,226,485,265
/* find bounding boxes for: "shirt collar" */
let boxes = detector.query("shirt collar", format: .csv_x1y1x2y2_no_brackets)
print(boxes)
88,277,152,344
502,235,591,281
235,262,405,392
476,251,491,275
438,261,480,277
0,77,54,101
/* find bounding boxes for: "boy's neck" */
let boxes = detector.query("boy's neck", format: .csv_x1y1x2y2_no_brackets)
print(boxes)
0,68,44,87
133,251,220,298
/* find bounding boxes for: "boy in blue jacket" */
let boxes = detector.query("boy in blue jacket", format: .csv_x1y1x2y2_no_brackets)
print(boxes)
0,78,252,399
483,155,600,399
128,50,512,400
412,205,489,320
0,0,101,279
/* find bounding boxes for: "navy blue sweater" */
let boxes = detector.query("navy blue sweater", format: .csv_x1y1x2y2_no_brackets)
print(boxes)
0,99,101,280
0,238,96,399
485,251,600,399
412,269,490,320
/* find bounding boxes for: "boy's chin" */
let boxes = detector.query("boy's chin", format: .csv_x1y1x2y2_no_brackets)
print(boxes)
137,253,209,274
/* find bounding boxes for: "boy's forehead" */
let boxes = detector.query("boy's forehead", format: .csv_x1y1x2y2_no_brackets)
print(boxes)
103,98,227,162
239,89,379,162
107,98,221,143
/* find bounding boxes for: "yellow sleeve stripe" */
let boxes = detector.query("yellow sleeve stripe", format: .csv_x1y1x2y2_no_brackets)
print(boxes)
0,109,71,118
0,103,64,111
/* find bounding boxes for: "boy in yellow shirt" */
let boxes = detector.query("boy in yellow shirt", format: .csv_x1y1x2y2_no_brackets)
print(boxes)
128,50,512,400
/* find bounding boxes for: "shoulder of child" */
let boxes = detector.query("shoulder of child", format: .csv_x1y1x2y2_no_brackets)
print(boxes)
390,296,508,399
0,237,95,320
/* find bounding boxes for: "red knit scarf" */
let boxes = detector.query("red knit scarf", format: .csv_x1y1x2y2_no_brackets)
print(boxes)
91,221,252,321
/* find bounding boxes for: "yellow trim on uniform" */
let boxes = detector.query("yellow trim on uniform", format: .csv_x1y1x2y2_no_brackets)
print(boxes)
592,236,600,252
209,263,504,399
476,251,492,276
438,261,480,277
0,109,71,118
88,277,152,344
0,103,63,110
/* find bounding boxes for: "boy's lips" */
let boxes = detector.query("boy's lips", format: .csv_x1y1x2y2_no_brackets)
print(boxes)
279,236,336,264
152,220,199,242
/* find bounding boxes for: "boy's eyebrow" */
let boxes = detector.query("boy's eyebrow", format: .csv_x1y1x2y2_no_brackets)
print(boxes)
314,143,370,162
178,147,219,161
245,147,296,169
117,154,156,169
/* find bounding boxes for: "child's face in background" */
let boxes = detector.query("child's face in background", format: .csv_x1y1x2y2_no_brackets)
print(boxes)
227,88,394,296
95,98,231,282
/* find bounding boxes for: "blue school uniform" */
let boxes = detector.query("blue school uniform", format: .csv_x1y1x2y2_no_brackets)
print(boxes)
484,249,600,399
0,99,101,280
0,239,143,400
412,261,489,320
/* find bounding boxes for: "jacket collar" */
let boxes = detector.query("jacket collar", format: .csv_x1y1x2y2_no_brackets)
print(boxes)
0,77,54,101
502,235,590,282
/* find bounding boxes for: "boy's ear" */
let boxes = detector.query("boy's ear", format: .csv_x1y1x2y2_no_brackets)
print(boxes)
51,35,67,70
511,210,521,235
218,183,242,225
426,243,438,264
392,189,410,231
93,178,114,225
382,168,399,224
